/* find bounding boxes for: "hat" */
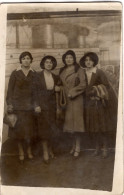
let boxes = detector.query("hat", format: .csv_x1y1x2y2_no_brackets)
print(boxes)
80,52,99,68
62,50,76,65
40,55,57,70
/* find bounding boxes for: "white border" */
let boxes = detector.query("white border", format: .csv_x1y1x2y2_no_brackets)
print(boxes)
0,2,123,195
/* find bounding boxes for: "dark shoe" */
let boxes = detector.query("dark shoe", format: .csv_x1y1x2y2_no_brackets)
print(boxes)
70,148,75,155
43,159,50,164
49,151,56,159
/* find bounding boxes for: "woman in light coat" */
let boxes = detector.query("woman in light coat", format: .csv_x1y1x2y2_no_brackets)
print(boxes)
59,50,86,158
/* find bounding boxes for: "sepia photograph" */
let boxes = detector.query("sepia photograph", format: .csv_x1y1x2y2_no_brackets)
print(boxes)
0,2,123,195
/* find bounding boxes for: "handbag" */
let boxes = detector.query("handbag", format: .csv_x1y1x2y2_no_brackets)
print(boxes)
55,86,66,122
3,113,17,128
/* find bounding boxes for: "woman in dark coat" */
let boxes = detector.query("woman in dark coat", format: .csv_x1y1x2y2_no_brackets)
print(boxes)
6,51,36,162
80,52,118,158
59,50,86,158
34,56,61,164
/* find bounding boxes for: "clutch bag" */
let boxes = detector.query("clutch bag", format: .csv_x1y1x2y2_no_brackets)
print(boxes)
3,113,17,128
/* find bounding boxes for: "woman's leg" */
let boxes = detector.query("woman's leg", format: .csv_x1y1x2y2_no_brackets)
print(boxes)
102,132,108,158
18,141,24,161
42,140,49,164
25,139,34,159
73,133,81,158
49,144,55,159
70,134,76,154
27,145,33,159
93,132,101,156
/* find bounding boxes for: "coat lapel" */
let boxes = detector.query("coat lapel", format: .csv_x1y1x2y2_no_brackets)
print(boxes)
52,73,57,85
61,67,75,84
89,72,97,87
38,71,47,90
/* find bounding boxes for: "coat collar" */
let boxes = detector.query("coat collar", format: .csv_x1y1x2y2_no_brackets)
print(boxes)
38,70,56,90
16,66,35,72
60,66,75,82
85,67,97,74
84,67,97,86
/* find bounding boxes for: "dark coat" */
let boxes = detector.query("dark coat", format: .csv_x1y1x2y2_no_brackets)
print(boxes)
34,71,61,140
34,71,61,111
84,68,118,133
6,69,37,111
6,69,36,141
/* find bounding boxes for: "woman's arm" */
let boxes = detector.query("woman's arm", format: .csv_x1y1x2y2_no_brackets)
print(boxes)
68,68,86,99
32,73,41,112
86,69,110,99
98,69,110,88
6,71,16,110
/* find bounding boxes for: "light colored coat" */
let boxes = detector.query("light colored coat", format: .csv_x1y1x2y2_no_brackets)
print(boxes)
60,66,86,133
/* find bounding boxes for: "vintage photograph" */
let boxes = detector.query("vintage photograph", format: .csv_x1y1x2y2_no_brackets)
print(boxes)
0,2,123,194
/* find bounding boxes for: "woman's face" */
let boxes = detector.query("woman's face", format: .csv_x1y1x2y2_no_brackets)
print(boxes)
44,59,53,71
21,55,31,68
85,56,94,68
65,54,74,66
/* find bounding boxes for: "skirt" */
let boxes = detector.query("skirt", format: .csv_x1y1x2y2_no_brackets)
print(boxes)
8,111,35,142
85,98,117,133
37,110,58,141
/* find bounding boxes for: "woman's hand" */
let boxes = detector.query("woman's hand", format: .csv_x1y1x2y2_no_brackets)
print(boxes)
68,94,72,99
35,106,41,113
55,86,61,92
86,87,97,96
7,104,13,113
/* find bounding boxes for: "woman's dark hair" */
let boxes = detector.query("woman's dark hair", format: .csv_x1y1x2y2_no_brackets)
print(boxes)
60,50,79,74
79,52,99,68
19,51,33,64
40,55,57,70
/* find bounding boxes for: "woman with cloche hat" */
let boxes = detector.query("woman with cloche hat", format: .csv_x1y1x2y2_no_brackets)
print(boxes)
59,50,86,158
80,52,118,158
34,55,61,164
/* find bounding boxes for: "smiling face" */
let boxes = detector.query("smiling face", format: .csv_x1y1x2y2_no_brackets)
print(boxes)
85,56,94,68
44,58,53,71
21,55,32,68
65,54,74,66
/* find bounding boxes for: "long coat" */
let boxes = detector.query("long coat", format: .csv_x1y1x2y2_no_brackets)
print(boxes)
34,71,61,140
84,68,118,133
60,66,86,133
6,69,36,141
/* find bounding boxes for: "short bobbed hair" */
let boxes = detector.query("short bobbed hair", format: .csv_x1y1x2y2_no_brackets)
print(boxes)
80,52,99,68
19,51,33,64
40,55,57,70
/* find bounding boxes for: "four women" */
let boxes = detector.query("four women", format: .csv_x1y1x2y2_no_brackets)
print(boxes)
6,50,118,163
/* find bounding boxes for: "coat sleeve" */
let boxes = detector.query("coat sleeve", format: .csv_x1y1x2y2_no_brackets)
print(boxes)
6,71,16,106
68,68,86,98
98,69,110,89
86,69,110,97
32,73,40,108
54,74,63,86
